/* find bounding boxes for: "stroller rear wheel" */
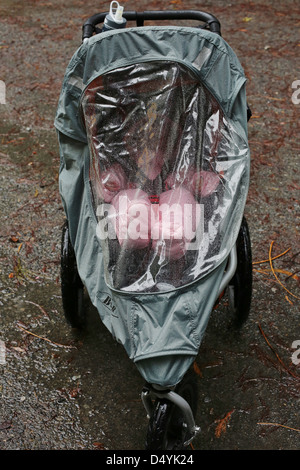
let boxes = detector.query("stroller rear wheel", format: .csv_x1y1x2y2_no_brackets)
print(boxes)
145,369,199,450
61,220,85,328
228,216,252,328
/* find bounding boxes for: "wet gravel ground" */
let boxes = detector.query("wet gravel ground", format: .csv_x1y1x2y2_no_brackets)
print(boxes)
0,0,299,451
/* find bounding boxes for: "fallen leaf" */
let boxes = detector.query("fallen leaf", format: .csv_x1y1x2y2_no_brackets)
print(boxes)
11,346,26,353
0,421,12,430
193,361,202,377
215,410,235,438
93,442,105,450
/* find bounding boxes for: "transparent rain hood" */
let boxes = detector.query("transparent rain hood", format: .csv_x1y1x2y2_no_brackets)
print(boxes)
81,61,249,293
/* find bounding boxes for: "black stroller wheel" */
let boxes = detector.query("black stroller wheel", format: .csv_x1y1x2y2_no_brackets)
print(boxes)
60,220,85,328
228,216,252,328
145,369,198,450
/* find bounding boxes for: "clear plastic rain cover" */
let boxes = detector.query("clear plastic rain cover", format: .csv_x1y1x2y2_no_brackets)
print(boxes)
81,61,249,292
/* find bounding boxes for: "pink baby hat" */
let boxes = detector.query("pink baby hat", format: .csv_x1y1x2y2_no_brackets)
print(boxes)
166,167,220,198
96,163,128,203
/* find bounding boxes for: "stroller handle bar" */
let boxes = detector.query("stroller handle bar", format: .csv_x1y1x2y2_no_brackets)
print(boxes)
82,10,221,40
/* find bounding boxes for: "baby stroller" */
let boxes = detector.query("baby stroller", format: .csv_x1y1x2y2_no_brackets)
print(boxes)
55,3,252,450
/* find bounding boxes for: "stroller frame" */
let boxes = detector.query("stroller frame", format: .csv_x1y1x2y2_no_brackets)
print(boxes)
58,7,252,450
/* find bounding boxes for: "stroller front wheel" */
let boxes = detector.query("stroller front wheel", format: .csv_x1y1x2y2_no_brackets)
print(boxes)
145,369,199,450
60,220,85,328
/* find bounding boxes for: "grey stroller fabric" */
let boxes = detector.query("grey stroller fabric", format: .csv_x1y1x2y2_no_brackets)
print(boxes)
55,26,250,386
